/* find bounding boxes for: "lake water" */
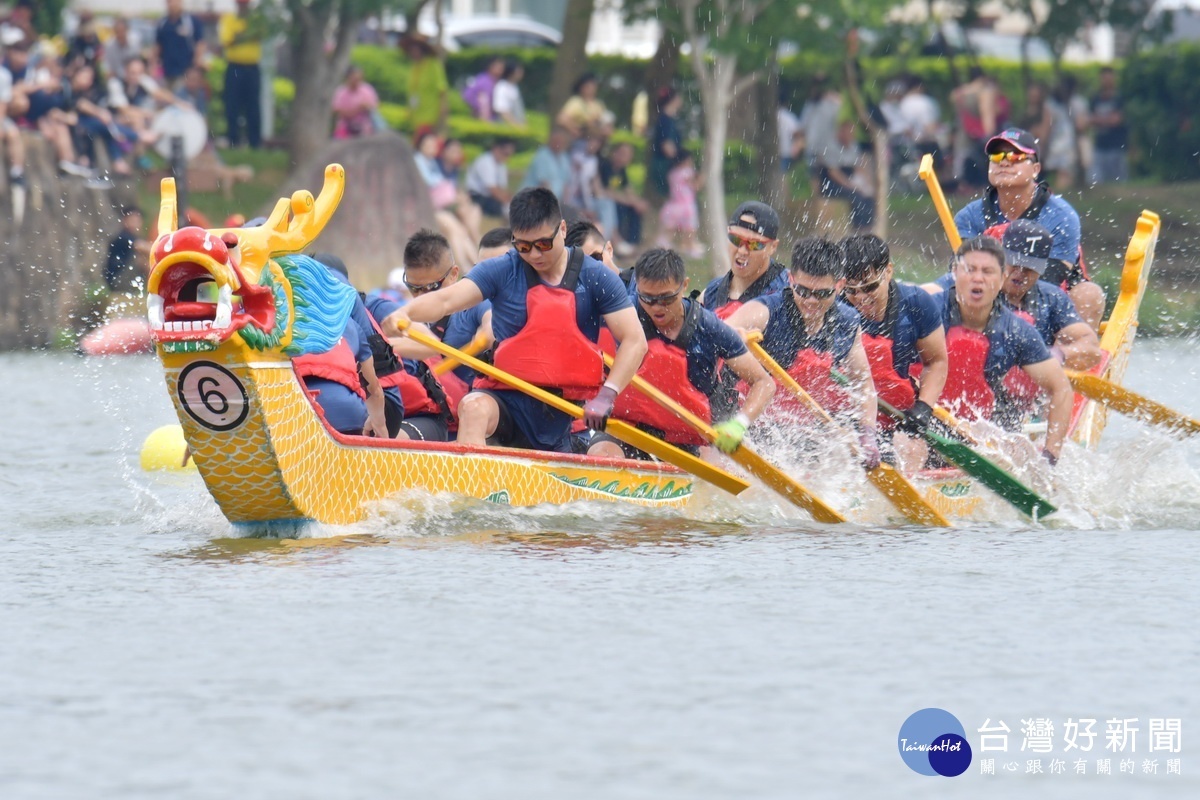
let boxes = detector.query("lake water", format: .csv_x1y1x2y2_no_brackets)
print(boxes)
2,339,1197,798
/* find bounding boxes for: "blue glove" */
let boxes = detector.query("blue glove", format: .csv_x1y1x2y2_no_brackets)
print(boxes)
712,416,748,454
583,385,619,431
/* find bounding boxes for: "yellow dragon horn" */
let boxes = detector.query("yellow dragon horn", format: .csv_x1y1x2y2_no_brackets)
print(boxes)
157,177,179,235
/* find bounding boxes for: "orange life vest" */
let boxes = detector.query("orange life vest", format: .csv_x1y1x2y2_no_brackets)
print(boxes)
611,302,711,446
293,338,365,398
475,248,603,400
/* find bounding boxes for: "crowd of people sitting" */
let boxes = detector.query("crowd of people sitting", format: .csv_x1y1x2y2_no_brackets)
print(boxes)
292,124,1098,479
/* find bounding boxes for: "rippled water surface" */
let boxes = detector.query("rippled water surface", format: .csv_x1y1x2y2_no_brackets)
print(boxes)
2,342,1198,798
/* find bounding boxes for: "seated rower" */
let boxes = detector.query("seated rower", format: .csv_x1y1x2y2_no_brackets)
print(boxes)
839,234,948,465
392,188,647,452
564,219,622,278
477,226,513,262
938,236,1074,465
725,237,881,470
699,201,791,319
581,248,776,459
954,127,1105,330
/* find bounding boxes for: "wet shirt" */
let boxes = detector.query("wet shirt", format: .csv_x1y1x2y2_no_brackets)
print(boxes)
645,299,747,397
700,260,791,311
755,294,861,368
955,192,1081,266
466,248,632,342
861,281,942,377
940,294,1051,386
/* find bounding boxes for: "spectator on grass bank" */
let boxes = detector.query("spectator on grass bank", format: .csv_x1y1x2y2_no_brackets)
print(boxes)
599,141,647,255
218,0,265,149
817,120,875,231
103,17,142,83
952,67,1010,190
174,64,209,117
155,0,206,88
462,56,503,121
1090,66,1127,184
65,11,102,71
466,137,516,219
522,126,572,198
402,32,448,134
332,65,378,139
649,86,683,197
556,72,607,142
492,59,526,127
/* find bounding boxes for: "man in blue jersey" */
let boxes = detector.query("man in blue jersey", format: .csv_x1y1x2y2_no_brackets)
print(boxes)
699,201,791,319
938,236,1074,464
954,127,1105,329
725,237,881,469
581,248,776,459
392,188,647,452
998,220,1101,371
840,234,947,467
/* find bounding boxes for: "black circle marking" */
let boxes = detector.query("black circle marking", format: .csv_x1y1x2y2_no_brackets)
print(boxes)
177,362,249,431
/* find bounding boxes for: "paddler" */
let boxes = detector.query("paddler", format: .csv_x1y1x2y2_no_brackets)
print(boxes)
839,234,948,461
725,237,881,470
580,248,776,459
953,127,1106,330
392,188,647,452
698,201,791,319
938,236,1074,465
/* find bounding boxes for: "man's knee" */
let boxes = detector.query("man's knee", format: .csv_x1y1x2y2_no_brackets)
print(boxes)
458,391,499,432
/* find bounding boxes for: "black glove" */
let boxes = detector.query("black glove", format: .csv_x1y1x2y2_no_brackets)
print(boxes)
583,386,619,431
1041,448,1058,468
901,400,933,436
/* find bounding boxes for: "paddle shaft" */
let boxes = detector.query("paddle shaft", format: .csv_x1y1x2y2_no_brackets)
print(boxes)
1067,370,1200,437
746,337,951,526
602,354,847,523
431,332,490,375
398,323,751,496
918,154,962,250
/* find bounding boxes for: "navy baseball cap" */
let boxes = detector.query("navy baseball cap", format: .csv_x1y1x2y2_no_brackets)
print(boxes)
1002,220,1052,274
728,201,780,240
986,128,1040,159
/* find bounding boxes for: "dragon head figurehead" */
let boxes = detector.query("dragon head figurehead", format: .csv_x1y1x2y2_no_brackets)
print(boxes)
146,163,346,356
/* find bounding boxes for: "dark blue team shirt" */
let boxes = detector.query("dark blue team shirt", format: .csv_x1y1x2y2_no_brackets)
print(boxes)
466,248,632,341
756,294,861,367
649,299,748,397
955,193,1081,266
154,14,204,80
701,262,792,312
1006,280,1083,346
861,281,942,377
939,294,1051,388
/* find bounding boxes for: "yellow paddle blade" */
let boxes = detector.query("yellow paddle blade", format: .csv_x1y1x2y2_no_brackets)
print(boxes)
399,323,752,496
918,154,962,250
747,336,952,527
1067,371,1200,437
607,355,846,523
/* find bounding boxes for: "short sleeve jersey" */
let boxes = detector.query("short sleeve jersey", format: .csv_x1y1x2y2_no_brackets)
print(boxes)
646,299,748,397
940,293,1051,388
861,281,942,377
466,248,631,343
701,260,791,313
955,191,1082,266
756,294,861,368
1006,280,1083,346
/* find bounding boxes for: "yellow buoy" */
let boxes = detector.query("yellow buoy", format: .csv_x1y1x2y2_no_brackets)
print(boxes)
140,425,196,472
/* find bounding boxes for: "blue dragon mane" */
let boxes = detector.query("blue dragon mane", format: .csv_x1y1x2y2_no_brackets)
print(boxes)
275,254,359,357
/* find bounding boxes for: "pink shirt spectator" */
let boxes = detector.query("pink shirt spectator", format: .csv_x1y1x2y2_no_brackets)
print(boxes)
332,77,378,139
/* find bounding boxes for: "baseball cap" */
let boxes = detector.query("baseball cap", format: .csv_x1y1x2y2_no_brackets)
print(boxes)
1002,220,1052,274
728,201,780,240
986,128,1040,159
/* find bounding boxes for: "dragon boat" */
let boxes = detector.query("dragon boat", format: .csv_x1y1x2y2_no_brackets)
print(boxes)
916,209,1161,519
147,165,694,529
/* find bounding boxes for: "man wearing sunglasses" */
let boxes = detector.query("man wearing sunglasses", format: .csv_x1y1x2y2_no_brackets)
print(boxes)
393,188,646,453
725,237,880,470
954,127,1105,331
699,201,791,320
840,235,947,457
580,248,775,460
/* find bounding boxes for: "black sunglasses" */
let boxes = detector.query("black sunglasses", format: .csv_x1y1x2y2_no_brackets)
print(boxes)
843,276,885,296
404,264,454,295
637,289,683,307
511,223,561,254
793,284,837,301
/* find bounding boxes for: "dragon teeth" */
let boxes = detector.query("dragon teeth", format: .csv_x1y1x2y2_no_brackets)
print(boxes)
214,285,233,330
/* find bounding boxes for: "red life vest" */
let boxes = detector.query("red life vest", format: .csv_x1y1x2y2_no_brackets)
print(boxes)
611,301,711,446
1001,306,1043,410
940,325,995,421
779,348,851,416
475,248,603,400
860,282,917,427
293,338,365,398
361,301,446,419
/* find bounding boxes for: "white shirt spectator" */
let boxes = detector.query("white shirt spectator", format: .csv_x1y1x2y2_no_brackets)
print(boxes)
493,79,525,125
106,73,163,111
898,91,940,142
0,65,12,104
103,33,143,84
777,106,801,160
466,151,508,196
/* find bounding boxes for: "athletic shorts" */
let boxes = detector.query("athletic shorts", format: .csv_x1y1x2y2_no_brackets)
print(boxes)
398,413,450,442
472,388,573,453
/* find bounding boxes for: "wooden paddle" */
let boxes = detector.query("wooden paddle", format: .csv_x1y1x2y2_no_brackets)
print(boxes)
918,154,962,250
396,321,752,496
431,332,490,376
601,354,846,524
1066,370,1200,438
744,336,951,527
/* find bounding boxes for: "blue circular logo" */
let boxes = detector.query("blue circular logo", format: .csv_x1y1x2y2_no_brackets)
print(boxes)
898,708,972,777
